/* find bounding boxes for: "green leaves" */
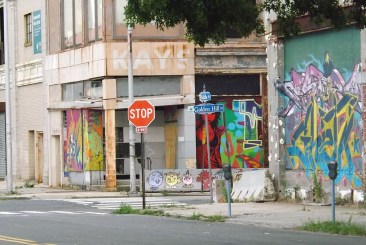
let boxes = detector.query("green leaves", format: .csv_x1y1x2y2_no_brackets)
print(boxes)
124,0,366,45
125,0,264,46
262,0,366,37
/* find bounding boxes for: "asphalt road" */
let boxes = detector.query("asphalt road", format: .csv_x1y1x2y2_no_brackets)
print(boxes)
0,199,365,245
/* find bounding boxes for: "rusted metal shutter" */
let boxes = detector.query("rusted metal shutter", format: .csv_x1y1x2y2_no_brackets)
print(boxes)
0,113,5,178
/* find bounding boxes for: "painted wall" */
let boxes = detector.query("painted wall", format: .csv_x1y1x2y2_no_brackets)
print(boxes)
145,168,251,192
83,110,104,171
65,109,103,172
196,98,264,169
279,27,363,188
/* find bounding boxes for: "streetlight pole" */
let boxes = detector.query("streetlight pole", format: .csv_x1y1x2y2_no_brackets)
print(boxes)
4,0,13,193
128,25,137,194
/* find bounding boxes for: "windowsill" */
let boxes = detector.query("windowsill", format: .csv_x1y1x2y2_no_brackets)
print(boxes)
24,42,32,47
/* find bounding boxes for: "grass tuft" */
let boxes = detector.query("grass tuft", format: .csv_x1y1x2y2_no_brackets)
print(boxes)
299,220,366,236
113,204,164,216
113,205,226,222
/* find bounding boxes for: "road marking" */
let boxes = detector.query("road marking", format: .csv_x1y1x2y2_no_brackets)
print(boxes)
0,235,39,244
0,211,109,216
81,211,108,215
0,212,20,215
49,211,81,214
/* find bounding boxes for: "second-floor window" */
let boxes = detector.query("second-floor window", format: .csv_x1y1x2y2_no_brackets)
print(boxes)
24,13,32,46
63,0,83,48
63,0,103,49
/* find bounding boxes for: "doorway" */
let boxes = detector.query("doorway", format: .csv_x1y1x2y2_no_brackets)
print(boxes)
35,132,44,183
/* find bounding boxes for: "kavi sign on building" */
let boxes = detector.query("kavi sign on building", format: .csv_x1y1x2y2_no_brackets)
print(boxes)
107,42,194,76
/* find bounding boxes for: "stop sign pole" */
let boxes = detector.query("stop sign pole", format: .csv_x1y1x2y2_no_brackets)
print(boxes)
128,100,155,208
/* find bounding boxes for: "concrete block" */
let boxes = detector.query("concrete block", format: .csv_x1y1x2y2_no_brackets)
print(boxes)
231,169,276,202
213,179,227,203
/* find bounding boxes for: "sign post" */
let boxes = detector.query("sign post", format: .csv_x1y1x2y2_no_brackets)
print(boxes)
193,85,224,203
327,161,338,223
128,99,155,209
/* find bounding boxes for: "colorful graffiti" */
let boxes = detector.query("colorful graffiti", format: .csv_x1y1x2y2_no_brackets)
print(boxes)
83,110,104,171
181,170,194,189
65,109,104,172
164,171,181,188
147,171,164,191
196,170,211,190
66,110,83,172
196,99,264,169
277,52,363,187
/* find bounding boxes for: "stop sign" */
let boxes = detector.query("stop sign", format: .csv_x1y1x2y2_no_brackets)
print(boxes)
128,100,155,130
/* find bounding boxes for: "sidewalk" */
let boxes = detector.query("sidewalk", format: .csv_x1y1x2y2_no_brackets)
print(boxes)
162,202,366,229
1,180,366,229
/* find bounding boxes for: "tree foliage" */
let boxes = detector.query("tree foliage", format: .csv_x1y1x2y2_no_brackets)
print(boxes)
124,0,264,46
124,0,366,46
263,0,366,37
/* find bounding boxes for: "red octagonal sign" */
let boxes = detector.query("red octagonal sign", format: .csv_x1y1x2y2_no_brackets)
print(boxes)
128,99,155,133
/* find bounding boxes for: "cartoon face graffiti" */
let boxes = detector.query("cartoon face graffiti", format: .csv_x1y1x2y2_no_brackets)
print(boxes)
147,171,163,191
165,171,181,188
196,170,210,190
181,170,194,189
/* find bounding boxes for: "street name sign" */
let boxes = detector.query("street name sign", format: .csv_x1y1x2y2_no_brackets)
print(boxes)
199,91,211,103
193,103,224,114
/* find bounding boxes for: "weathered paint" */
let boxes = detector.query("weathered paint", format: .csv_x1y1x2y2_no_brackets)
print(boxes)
107,42,195,76
279,27,363,188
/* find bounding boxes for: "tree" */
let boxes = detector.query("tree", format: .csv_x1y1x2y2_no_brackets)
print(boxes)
124,0,366,46
124,0,264,46
263,0,366,37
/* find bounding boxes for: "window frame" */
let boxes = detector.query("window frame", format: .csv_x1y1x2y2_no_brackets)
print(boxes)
24,13,32,46
86,0,103,43
62,80,103,101
62,0,103,50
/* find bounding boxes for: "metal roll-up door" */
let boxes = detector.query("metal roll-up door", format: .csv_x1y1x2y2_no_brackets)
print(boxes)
0,113,6,178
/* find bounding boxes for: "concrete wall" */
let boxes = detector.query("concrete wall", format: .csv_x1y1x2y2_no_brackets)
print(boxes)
0,0,46,182
274,27,364,193
17,83,44,179
16,0,43,63
266,36,286,193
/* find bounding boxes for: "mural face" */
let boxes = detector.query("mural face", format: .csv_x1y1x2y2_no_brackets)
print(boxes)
196,99,264,169
65,109,104,172
280,28,362,188
164,171,181,189
147,171,164,191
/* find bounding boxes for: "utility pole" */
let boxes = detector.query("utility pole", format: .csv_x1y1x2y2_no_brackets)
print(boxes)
4,0,13,193
128,25,137,194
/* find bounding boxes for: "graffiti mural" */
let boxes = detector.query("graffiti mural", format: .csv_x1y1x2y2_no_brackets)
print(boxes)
65,110,83,172
83,110,104,171
147,171,164,191
65,109,104,172
181,170,194,189
278,51,363,188
144,169,251,192
164,171,181,188
196,99,264,169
